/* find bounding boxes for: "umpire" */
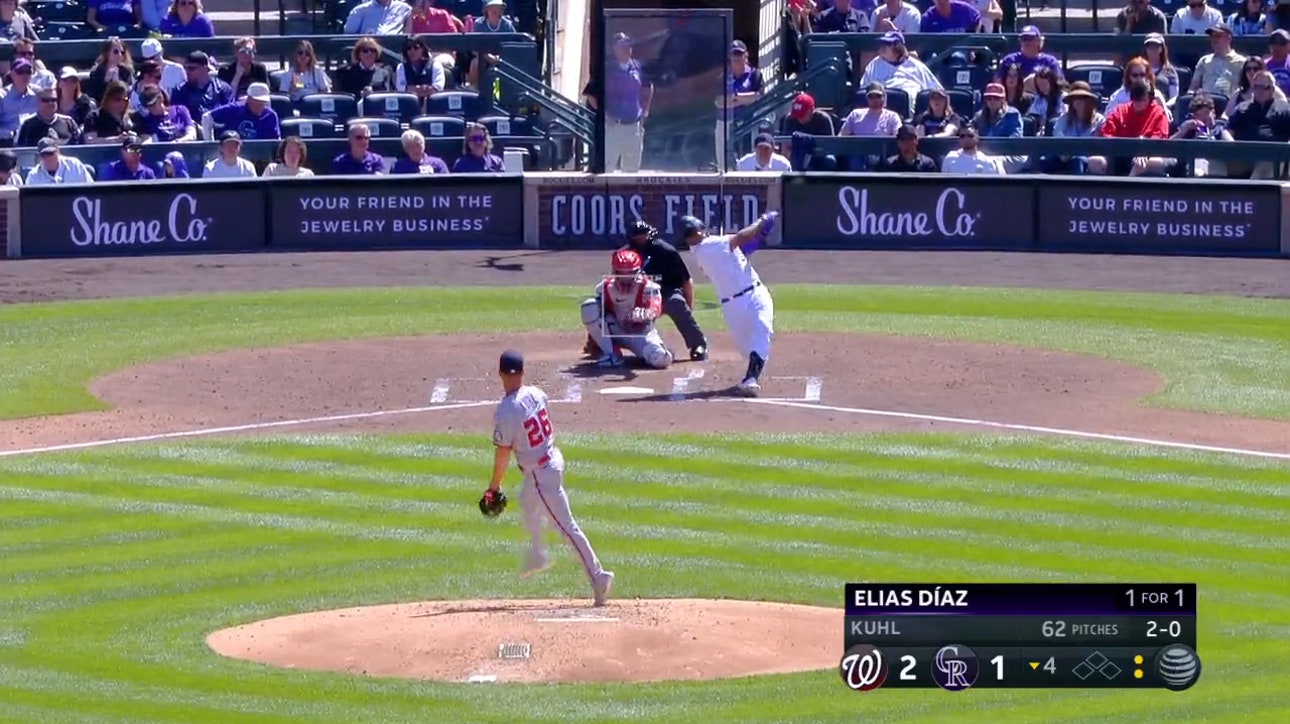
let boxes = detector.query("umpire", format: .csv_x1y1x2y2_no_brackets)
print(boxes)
583,220,709,361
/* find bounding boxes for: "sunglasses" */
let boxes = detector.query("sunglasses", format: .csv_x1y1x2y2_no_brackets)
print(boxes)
13,68,31,75
124,146,142,153
468,135,486,142
1128,72,1146,78
1254,83,1275,90
15,51,33,58
110,48,122,55
360,48,378,54
38,96,56,103
296,49,311,56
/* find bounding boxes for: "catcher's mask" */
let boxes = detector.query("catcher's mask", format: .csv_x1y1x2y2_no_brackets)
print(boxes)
611,248,643,291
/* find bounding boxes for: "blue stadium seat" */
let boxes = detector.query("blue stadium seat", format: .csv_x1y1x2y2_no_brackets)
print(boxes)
1172,93,1227,129
914,89,975,118
1022,115,1038,137
424,90,486,119
474,115,535,138
1067,65,1123,100
106,23,149,38
411,115,467,140
281,117,339,139
938,65,989,94
348,117,403,139
1175,67,1193,95
885,89,910,119
270,94,294,120
296,93,359,124
25,0,85,23
36,21,97,41
361,92,421,123
269,69,289,92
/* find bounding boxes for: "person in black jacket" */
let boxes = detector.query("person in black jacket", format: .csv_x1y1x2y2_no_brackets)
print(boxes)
1226,69,1290,178
879,124,938,172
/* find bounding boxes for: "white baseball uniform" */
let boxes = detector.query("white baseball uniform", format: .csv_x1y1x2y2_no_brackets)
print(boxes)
691,235,775,364
493,384,608,585
579,276,673,368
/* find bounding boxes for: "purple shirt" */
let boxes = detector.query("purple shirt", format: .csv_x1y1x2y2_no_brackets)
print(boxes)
331,151,386,175
159,12,216,37
100,159,157,182
451,153,505,173
89,0,136,26
1268,56,1290,96
391,155,451,174
605,59,644,123
207,101,280,140
720,66,764,122
996,51,1064,81
136,105,193,142
813,7,870,33
920,1,982,33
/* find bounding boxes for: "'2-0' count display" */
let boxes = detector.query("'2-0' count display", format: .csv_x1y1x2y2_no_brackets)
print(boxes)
839,583,1199,691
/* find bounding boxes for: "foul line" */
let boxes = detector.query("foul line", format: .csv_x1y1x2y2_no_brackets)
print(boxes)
0,401,494,459
744,399,1290,461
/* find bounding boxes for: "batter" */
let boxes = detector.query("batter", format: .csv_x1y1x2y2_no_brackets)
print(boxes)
487,349,615,606
579,249,675,369
677,212,778,396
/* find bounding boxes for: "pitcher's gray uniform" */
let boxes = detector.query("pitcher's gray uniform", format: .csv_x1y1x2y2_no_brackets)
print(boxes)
493,383,614,600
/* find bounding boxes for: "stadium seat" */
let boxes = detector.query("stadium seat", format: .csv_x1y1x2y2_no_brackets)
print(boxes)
1172,93,1227,130
361,92,421,123
269,69,289,91
281,117,339,139
296,93,359,124
1174,67,1193,95
270,94,294,120
424,90,486,119
25,0,85,23
884,88,910,119
1022,115,1038,137
36,21,97,41
937,65,989,93
1067,64,1123,100
474,115,535,138
411,115,467,139
915,89,976,119
106,23,149,38
348,117,402,138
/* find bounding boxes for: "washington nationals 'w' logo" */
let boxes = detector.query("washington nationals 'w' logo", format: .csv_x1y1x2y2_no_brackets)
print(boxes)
839,644,888,691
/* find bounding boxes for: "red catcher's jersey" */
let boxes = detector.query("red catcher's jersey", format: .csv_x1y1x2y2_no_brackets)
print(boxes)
596,276,662,325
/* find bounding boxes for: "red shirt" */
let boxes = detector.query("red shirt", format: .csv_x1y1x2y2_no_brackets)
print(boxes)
1100,100,1169,139
410,8,459,34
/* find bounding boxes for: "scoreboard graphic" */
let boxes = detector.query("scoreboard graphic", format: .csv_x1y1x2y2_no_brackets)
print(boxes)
839,583,1199,691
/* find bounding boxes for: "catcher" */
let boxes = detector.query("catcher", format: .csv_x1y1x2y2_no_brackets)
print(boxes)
579,248,675,369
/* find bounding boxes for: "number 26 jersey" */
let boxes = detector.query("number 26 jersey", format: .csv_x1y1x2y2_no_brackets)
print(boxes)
493,385,560,470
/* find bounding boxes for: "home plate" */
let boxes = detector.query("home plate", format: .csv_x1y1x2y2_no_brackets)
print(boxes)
598,386,654,395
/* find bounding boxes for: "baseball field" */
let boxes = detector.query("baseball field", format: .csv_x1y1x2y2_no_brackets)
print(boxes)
1,250,1288,723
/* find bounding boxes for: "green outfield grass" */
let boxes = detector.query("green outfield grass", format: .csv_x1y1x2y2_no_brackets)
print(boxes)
0,432,1286,724
0,285,1288,421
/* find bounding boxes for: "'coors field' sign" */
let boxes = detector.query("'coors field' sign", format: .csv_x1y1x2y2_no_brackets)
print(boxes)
533,173,775,248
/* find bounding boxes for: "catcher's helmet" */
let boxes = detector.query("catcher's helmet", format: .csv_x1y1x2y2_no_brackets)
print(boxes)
611,249,643,289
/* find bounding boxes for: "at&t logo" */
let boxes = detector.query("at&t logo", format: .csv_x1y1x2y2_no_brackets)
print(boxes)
839,644,888,691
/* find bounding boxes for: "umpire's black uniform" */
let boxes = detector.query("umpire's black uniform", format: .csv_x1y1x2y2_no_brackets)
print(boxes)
620,221,708,359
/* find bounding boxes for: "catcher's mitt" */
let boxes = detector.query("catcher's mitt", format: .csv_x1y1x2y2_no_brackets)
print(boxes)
479,489,508,517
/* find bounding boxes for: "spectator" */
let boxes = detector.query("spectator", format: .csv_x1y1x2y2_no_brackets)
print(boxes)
779,92,837,170
140,0,168,31
201,130,256,177
735,133,792,171
1226,69,1290,177
57,67,97,127
17,85,80,147
1089,79,1170,176
1229,0,1268,34
139,39,186,92
136,86,195,142
160,151,189,178
398,35,446,109
407,0,463,33
336,36,395,97
1271,0,1290,31
83,80,136,144
84,38,135,104
1143,33,1181,102
1171,91,1232,176
88,0,141,30
996,26,1063,83
912,87,961,137
26,137,94,185
861,31,941,100
1172,0,1223,34
872,0,922,34
971,0,1004,31
170,51,234,126
1267,29,1290,96
941,127,1004,174
159,0,215,37
921,0,984,33
971,83,1023,137
715,40,765,167
0,58,40,144
129,61,164,112
1116,0,1168,35
1189,24,1246,97
1027,67,1066,133
0,0,36,42
468,0,518,89
813,0,870,32
8,39,56,90
100,134,156,181
344,0,411,35
279,40,332,101
202,82,280,141
218,37,270,99
1222,56,1269,118
452,121,504,172
1106,58,1173,121
840,82,903,138
332,122,387,175
1000,63,1030,114
879,123,937,171
391,129,450,174
1041,82,1105,174
263,136,315,177
595,32,651,173
0,149,22,186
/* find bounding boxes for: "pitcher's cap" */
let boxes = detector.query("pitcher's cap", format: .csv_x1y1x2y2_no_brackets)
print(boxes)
499,349,524,374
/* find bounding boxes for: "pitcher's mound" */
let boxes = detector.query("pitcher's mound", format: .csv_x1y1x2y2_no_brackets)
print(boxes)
206,598,842,684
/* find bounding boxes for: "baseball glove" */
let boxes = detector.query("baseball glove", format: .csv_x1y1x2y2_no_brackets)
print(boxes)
479,489,508,517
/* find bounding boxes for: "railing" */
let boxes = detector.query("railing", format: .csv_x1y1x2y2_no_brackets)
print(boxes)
491,57,593,160
730,58,845,146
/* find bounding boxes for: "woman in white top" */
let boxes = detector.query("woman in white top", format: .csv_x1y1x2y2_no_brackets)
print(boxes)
203,131,258,178
278,40,332,102
262,136,315,177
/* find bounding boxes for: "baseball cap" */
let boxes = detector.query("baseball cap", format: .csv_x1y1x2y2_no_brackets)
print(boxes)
499,349,524,374
121,134,143,150
141,38,163,59
11,58,32,74
865,81,885,97
896,124,918,141
878,31,904,45
1273,29,1290,43
679,215,706,236
1207,23,1233,36
1019,25,1042,39
58,66,79,81
754,132,774,148
928,86,949,99
219,130,241,143
1144,32,1165,46
790,92,815,119
612,32,631,46
0,150,16,172
246,82,271,102
484,0,505,7
186,50,209,66
37,137,59,155
983,83,1006,98
730,40,747,55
